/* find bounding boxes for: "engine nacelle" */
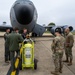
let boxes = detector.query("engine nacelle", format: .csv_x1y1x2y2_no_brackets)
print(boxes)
50,25,73,35
61,25,73,32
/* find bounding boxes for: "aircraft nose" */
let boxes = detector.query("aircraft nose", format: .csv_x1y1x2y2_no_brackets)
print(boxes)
14,4,34,25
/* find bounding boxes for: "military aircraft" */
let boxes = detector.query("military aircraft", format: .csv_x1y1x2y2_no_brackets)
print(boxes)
0,0,73,36
0,0,46,36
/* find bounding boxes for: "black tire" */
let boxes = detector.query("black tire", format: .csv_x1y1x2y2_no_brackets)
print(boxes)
34,59,37,70
19,55,22,70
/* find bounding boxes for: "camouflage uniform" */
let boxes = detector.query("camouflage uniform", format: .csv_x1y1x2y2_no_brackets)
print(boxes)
51,35,65,73
65,32,74,64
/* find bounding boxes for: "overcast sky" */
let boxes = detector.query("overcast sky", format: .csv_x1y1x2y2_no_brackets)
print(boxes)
0,0,75,29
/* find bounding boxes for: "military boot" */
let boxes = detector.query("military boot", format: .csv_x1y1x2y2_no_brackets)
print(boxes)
51,71,59,75
63,56,69,63
59,68,62,73
68,58,72,66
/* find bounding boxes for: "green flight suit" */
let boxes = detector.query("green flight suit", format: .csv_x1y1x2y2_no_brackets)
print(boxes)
6,31,23,70
4,32,10,62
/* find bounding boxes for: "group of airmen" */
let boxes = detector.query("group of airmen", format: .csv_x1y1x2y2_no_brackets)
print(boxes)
51,27,74,75
4,27,27,71
3,27,74,74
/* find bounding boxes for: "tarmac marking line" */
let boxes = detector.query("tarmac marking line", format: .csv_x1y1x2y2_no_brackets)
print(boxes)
7,57,19,75
64,63,75,75
11,71,16,75
15,58,19,69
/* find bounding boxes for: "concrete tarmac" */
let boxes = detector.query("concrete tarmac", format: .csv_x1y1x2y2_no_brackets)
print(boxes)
0,37,75,75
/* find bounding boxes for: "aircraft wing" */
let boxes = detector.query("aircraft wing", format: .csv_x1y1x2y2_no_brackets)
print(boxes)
0,25,13,32
0,24,45,36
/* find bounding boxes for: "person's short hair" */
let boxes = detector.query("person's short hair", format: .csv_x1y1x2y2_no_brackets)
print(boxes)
13,27,19,31
55,27,62,34
23,28,27,30
6,28,10,31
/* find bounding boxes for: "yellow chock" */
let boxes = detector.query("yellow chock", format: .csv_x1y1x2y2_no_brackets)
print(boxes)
15,58,19,69
11,71,16,75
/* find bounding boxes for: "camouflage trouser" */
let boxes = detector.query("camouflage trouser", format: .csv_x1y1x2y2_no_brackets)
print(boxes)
52,51,63,72
65,47,73,59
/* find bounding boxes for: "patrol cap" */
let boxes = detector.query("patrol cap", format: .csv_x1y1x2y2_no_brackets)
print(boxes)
55,27,62,34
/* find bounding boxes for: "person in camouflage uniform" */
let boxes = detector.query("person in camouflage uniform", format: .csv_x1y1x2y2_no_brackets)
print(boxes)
63,28,74,66
4,28,10,63
51,28,65,75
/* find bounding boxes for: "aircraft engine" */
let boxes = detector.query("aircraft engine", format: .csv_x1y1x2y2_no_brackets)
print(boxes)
50,25,73,35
